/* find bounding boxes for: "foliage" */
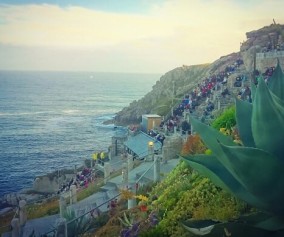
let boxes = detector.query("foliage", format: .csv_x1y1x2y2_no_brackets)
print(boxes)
139,225,166,237
150,161,192,210
151,99,172,116
157,173,247,236
181,61,284,235
211,105,236,130
181,134,207,156
92,206,160,237
136,181,156,197
219,126,242,145
65,208,94,237
27,198,59,219
146,161,247,237
77,177,107,202
119,189,149,202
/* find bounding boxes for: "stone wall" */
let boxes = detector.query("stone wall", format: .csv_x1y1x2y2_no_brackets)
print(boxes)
162,135,183,162
256,51,284,70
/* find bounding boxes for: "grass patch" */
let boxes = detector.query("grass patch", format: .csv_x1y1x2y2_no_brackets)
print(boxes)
27,197,59,219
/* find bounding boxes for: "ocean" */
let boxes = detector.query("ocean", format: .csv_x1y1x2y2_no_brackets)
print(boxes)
0,71,159,197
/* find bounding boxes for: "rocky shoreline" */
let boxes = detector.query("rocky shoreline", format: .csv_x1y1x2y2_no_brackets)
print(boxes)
0,163,87,216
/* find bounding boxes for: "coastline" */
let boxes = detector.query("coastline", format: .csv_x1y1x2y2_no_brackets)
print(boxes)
0,161,88,213
0,117,125,212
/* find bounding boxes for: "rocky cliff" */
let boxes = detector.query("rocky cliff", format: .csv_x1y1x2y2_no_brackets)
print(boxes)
113,64,210,125
113,23,284,126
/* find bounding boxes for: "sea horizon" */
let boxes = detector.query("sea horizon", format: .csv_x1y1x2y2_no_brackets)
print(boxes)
0,69,163,76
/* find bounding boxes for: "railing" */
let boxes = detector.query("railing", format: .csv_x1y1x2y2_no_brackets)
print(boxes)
136,161,156,185
40,152,161,236
1,154,160,236
41,193,121,237
40,161,136,237
0,166,107,235
95,158,124,172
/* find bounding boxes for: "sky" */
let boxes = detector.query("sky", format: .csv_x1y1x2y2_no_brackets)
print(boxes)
0,0,283,73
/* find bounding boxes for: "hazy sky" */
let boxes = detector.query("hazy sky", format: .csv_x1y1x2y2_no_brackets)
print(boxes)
0,0,283,73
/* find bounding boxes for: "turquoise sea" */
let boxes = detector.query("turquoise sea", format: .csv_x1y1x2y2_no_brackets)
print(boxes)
0,71,159,197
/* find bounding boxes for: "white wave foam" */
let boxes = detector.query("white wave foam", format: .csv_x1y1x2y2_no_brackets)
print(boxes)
62,109,80,114
0,111,54,116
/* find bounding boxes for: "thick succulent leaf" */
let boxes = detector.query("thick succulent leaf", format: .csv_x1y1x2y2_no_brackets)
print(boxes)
251,79,257,101
218,143,284,215
190,116,236,157
235,98,255,147
182,155,237,191
182,155,267,211
182,212,284,236
180,219,218,236
254,216,284,231
181,220,279,237
268,59,284,100
190,117,246,184
252,77,284,159
232,212,284,231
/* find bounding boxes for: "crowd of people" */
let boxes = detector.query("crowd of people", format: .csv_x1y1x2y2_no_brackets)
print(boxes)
75,167,93,188
57,178,76,194
170,58,244,122
255,66,275,84
262,38,284,53
234,74,247,87
127,56,278,148
147,129,166,145
237,86,252,103
57,167,94,195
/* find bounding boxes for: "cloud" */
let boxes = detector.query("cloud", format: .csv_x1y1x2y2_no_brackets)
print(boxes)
0,4,174,48
0,0,283,72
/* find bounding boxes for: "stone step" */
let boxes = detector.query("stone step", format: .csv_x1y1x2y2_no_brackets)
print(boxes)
101,181,119,191
135,170,155,184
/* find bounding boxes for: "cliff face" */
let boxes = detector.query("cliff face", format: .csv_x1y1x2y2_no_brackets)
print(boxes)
113,24,284,126
114,64,211,125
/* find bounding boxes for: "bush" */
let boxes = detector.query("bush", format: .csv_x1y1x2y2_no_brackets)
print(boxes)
139,225,167,237
146,161,247,237
211,106,236,130
181,134,207,156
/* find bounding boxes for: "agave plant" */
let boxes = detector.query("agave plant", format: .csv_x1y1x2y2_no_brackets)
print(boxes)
181,61,284,236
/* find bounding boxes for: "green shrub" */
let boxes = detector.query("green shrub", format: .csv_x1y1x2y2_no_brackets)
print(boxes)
145,160,248,237
139,225,168,237
211,106,235,130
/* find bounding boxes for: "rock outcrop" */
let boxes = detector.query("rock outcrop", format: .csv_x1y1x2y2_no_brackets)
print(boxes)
33,169,75,194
